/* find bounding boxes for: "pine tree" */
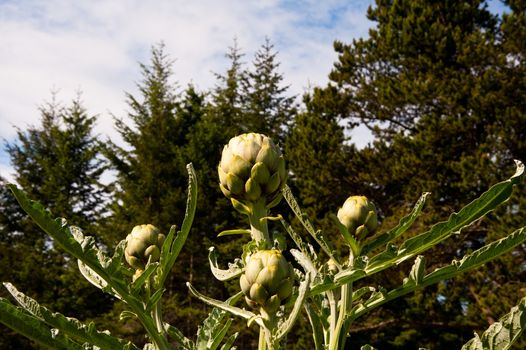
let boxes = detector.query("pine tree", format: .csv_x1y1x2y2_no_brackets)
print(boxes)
103,45,226,343
208,40,246,139
104,43,186,237
241,38,297,144
1,95,112,349
310,0,526,348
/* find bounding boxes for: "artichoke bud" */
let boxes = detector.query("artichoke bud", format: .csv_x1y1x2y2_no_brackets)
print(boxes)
337,196,378,240
124,224,165,270
219,133,287,208
327,259,339,274
240,250,294,313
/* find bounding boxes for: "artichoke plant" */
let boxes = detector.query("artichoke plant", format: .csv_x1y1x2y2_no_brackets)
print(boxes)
124,224,165,271
239,250,294,320
218,133,286,209
337,195,378,241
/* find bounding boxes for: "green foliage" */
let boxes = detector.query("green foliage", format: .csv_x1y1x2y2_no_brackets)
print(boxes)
1,164,240,350
299,0,526,347
241,38,297,143
462,296,526,350
1,95,112,348
2,9,526,347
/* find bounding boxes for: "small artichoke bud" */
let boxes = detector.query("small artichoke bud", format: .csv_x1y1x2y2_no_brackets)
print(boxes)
125,224,165,270
240,250,294,316
337,196,378,240
219,133,287,208
326,259,341,300
327,258,339,275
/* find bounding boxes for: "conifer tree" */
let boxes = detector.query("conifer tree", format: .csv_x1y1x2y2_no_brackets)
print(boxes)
285,87,356,220
104,43,186,236
103,45,223,342
242,38,297,144
312,1,526,348
208,40,246,139
1,95,112,348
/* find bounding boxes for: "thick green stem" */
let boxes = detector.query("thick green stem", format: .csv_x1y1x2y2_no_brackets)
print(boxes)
327,290,338,337
139,275,169,349
248,199,271,246
258,327,266,350
329,254,355,350
259,309,280,350
329,283,350,350
119,292,170,350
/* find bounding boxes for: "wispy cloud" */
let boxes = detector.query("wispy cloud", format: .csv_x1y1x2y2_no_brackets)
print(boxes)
0,0,374,179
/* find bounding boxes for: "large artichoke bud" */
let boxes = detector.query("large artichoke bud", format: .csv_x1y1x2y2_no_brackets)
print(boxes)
218,133,286,208
124,224,165,271
240,250,294,317
337,196,378,241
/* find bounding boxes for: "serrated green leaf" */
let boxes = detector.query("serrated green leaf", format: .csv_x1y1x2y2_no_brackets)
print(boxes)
279,216,319,266
78,261,110,293
164,323,195,349
338,161,524,281
282,185,339,264
8,183,84,258
8,185,130,298
196,292,242,350
157,164,197,289
206,318,232,350
349,226,526,321
0,298,84,349
276,272,311,341
361,192,430,255
290,249,317,277
461,296,526,350
160,225,177,267
208,247,243,281
219,332,238,350
107,240,127,274
2,284,139,349
7,185,166,350
187,283,259,325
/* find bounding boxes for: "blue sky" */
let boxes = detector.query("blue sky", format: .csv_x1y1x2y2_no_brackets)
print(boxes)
0,0,375,182
0,0,508,182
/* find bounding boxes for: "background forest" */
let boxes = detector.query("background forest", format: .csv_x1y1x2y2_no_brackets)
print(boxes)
1,0,525,348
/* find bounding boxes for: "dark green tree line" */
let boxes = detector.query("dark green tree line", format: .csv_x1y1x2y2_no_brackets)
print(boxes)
299,0,526,348
0,95,112,349
1,7,525,347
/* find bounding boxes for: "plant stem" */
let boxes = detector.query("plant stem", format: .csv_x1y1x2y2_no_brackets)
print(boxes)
327,290,338,337
258,327,266,350
329,254,355,350
153,302,165,334
329,283,349,350
131,276,169,349
121,293,170,350
248,199,271,246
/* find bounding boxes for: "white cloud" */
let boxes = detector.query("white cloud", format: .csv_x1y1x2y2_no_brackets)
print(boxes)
0,0,374,177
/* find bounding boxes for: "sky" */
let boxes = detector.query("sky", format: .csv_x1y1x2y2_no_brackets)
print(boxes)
0,0,377,182
0,0,508,183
